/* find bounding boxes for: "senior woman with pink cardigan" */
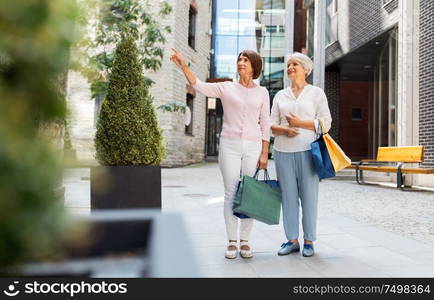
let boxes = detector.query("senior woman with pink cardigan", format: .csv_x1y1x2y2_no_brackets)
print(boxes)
170,48,270,260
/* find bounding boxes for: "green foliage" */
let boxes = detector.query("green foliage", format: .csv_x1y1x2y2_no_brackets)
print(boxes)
0,135,66,272
95,33,165,166
90,81,109,101
63,120,77,164
0,0,77,272
72,0,172,100
158,101,187,113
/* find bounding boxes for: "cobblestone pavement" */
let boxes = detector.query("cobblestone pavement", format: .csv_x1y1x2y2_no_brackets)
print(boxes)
162,161,434,246
64,161,434,277
319,178,434,245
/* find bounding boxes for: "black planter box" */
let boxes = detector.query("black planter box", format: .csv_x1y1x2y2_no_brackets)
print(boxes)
91,165,161,210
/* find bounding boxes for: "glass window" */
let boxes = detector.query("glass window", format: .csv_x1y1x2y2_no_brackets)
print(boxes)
264,57,284,63
238,35,259,52
262,35,285,49
209,0,289,156
265,25,277,33
214,35,238,78
325,0,338,45
215,16,239,36
215,55,237,78
264,25,285,34
215,35,239,55
371,30,398,153
188,6,197,49
214,0,239,35
306,4,315,58
212,0,287,93
238,0,256,36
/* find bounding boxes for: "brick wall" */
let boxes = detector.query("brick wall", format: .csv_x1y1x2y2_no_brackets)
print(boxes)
383,0,399,14
66,0,212,167
419,0,434,167
66,71,95,162
154,0,212,167
326,0,399,65
325,71,340,142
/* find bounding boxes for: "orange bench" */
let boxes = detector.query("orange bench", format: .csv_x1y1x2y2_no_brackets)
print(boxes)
346,146,434,190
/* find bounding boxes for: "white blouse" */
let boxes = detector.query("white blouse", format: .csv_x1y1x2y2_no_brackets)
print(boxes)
270,84,332,153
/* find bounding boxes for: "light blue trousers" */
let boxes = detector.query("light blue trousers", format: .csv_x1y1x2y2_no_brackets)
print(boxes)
274,150,319,242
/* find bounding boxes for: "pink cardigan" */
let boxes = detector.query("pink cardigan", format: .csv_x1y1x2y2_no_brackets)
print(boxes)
192,80,270,142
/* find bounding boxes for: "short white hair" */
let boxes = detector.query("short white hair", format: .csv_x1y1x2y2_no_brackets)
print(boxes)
286,52,313,77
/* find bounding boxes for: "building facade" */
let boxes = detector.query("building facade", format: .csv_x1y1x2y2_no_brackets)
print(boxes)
66,0,434,188
299,0,434,187
66,0,212,167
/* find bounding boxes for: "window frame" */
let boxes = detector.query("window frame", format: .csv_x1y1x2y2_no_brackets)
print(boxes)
185,93,194,136
188,5,197,50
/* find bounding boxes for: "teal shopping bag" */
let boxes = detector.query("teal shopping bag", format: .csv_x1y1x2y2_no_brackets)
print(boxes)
233,169,281,225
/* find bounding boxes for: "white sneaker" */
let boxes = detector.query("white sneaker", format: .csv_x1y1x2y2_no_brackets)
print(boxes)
240,240,253,258
225,241,238,259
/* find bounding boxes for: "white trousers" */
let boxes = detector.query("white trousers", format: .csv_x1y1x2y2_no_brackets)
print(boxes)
218,136,262,241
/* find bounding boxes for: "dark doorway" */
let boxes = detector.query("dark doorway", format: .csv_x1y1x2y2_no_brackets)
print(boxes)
205,78,231,157
206,97,223,156
326,28,397,161
339,81,370,160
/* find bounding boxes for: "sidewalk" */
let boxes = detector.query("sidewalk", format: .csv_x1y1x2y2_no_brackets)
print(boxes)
64,161,434,277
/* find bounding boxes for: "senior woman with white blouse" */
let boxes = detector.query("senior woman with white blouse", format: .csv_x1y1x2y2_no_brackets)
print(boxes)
270,52,332,257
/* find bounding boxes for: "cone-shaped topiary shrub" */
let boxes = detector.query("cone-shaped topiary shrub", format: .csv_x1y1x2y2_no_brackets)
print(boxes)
95,32,165,165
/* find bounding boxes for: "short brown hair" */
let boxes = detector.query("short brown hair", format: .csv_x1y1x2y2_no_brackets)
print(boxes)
237,50,263,79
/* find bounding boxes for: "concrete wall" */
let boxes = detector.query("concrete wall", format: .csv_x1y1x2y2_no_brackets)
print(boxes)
66,71,95,162
325,0,399,65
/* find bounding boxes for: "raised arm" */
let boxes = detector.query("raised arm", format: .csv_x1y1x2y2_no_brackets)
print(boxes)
170,48,197,85
170,48,223,98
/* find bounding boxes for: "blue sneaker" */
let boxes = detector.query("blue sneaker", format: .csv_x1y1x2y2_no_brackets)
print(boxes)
302,244,314,257
277,241,300,256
